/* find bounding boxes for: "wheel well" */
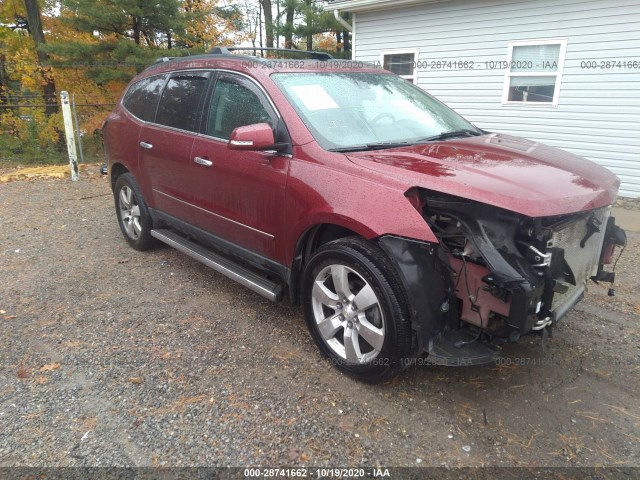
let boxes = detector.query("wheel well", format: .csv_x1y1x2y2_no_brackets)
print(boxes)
289,223,360,304
110,163,129,191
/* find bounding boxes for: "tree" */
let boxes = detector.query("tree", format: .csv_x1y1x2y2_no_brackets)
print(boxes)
271,0,349,54
259,0,274,48
61,0,186,47
22,0,58,115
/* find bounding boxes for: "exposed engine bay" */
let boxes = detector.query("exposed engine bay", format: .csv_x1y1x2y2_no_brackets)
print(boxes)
417,190,627,345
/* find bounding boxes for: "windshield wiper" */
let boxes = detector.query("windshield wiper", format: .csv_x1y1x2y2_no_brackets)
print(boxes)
419,129,483,142
329,141,412,153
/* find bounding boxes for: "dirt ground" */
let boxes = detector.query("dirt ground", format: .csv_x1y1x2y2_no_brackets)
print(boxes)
1,169,639,471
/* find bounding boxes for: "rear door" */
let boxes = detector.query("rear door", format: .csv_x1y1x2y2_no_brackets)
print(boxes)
139,71,211,222
189,72,289,262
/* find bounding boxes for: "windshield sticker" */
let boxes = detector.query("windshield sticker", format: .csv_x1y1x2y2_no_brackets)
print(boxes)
290,85,339,110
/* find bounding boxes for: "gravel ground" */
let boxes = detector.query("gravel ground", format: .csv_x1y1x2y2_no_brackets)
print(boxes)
1,170,639,469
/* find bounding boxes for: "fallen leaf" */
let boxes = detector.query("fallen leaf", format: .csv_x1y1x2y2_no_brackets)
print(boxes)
34,376,49,384
288,446,300,462
129,377,144,385
17,366,31,378
40,363,61,372
300,452,310,462
3,315,17,320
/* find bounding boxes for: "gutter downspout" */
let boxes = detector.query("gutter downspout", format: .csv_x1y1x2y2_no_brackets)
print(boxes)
334,9,353,32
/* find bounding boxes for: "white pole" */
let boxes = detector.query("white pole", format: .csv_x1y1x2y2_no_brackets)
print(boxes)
60,91,79,181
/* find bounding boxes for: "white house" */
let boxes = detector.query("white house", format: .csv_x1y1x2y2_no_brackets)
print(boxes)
326,0,640,198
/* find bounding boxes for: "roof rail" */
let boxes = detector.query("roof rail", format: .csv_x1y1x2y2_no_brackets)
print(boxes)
153,57,175,64
209,46,333,61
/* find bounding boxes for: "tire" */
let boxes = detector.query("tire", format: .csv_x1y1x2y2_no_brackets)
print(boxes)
302,237,414,383
113,172,156,251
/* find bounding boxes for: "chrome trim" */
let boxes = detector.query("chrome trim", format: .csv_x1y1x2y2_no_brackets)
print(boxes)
139,141,153,149
230,140,253,146
193,156,213,166
151,229,281,302
152,189,275,239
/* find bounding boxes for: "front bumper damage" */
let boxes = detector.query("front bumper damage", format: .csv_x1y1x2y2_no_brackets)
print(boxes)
379,192,626,366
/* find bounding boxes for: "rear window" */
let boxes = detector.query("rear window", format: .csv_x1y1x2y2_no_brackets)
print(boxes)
122,75,166,122
156,72,211,132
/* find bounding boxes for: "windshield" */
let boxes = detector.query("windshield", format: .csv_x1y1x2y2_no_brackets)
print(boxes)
272,72,480,151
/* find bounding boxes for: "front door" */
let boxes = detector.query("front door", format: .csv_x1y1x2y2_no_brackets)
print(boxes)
189,72,289,262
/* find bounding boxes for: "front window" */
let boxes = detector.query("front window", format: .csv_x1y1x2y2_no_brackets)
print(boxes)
272,72,479,151
206,74,274,140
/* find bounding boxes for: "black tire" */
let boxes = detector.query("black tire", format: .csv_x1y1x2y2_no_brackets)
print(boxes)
301,237,414,383
113,172,156,251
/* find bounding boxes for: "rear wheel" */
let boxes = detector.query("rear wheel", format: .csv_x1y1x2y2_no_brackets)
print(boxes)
302,237,414,382
114,173,155,251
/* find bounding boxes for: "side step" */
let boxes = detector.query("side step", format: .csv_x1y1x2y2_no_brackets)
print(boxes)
151,229,283,302
427,328,499,366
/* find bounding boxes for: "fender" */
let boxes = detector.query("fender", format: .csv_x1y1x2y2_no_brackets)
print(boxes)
283,156,438,265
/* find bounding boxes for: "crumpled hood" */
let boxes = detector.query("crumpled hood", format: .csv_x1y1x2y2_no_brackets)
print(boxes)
347,133,620,217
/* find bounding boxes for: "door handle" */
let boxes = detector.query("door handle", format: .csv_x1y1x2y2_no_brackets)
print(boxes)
194,156,213,167
139,141,153,149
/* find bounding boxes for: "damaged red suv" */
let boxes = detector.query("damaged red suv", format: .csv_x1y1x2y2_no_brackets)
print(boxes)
103,47,626,382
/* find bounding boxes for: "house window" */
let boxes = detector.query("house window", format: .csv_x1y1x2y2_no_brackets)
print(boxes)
502,39,567,106
381,49,418,83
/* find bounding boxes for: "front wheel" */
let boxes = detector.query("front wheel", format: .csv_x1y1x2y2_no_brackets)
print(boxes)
302,237,414,383
114,172,156,251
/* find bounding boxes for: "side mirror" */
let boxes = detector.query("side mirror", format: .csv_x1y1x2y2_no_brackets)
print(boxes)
228,123,277,151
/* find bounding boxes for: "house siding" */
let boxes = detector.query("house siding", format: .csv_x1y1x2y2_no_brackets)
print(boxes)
352,0,640,198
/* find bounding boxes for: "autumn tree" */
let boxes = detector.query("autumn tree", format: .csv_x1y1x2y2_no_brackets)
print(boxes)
181,0,242,50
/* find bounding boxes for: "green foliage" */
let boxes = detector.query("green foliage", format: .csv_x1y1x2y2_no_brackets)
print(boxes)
61,0,186,45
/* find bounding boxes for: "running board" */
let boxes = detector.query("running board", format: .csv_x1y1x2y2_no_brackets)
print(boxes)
151,229,283,302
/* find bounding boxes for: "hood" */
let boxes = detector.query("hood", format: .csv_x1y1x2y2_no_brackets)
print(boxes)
347,133,620,217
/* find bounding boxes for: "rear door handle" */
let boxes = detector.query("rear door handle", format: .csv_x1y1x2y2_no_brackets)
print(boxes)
194,156,213,167
139,141,153,149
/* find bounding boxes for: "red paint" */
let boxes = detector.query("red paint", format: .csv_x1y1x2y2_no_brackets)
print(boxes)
104,56,621,269
228,123,275,150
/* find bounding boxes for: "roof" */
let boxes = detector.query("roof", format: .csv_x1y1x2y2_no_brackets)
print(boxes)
139,54,386,81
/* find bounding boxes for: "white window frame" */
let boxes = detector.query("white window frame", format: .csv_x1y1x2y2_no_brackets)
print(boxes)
501,38,568,108
380,49,419,84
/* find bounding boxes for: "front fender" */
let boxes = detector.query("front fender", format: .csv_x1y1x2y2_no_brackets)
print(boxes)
283,160,437,265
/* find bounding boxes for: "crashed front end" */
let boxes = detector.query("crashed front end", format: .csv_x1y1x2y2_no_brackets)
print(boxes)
381,190,626,365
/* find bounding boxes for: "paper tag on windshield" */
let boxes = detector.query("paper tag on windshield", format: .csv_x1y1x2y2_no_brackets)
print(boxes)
290,85,339,111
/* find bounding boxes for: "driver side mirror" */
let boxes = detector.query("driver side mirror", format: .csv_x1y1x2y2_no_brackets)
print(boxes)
228,123,281,151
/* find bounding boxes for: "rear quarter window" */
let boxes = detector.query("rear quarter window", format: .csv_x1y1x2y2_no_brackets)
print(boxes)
122,75,166,122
